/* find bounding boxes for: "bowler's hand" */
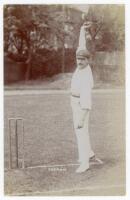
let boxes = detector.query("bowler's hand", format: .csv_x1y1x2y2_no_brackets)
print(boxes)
76,109,89,129
77,120,84,129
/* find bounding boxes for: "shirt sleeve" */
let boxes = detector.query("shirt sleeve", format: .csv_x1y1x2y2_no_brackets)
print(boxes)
79,73,92,110
77,26,86,51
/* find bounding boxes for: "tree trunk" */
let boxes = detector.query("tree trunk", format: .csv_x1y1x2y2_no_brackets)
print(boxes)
62,45,65,73
25,52,32,81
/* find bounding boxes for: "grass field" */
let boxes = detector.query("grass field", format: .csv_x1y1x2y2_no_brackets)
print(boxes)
4,89,125,196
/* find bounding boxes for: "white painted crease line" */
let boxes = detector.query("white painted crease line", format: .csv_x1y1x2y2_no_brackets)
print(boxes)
4,163,79,171
4,163,72,171
7,184,125,196
26,163,79,169
26,161,103,169
4,161,103,171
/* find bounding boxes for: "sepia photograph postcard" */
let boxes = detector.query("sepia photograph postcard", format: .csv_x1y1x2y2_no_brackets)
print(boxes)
2,0,127,197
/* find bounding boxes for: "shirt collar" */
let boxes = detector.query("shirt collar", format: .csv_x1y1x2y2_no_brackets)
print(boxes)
76,64,90,72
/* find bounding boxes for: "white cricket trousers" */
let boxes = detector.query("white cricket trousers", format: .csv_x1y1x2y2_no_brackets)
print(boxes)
71,96,94,166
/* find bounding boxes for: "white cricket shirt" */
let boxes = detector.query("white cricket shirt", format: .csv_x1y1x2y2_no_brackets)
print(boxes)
71,65,94,109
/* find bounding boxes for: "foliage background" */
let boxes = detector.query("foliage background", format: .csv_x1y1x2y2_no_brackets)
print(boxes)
4,4,125,84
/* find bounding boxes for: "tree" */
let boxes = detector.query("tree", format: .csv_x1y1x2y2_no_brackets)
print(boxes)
86,4,125,52
4,5,53,80
4,5,79,79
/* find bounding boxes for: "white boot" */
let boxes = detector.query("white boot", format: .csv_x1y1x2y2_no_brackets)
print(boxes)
76,162,89,173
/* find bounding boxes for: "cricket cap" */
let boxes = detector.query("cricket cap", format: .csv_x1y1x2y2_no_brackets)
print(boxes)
76,49,91,59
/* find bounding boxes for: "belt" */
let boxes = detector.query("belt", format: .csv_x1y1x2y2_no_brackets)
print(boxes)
71,94,80,98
